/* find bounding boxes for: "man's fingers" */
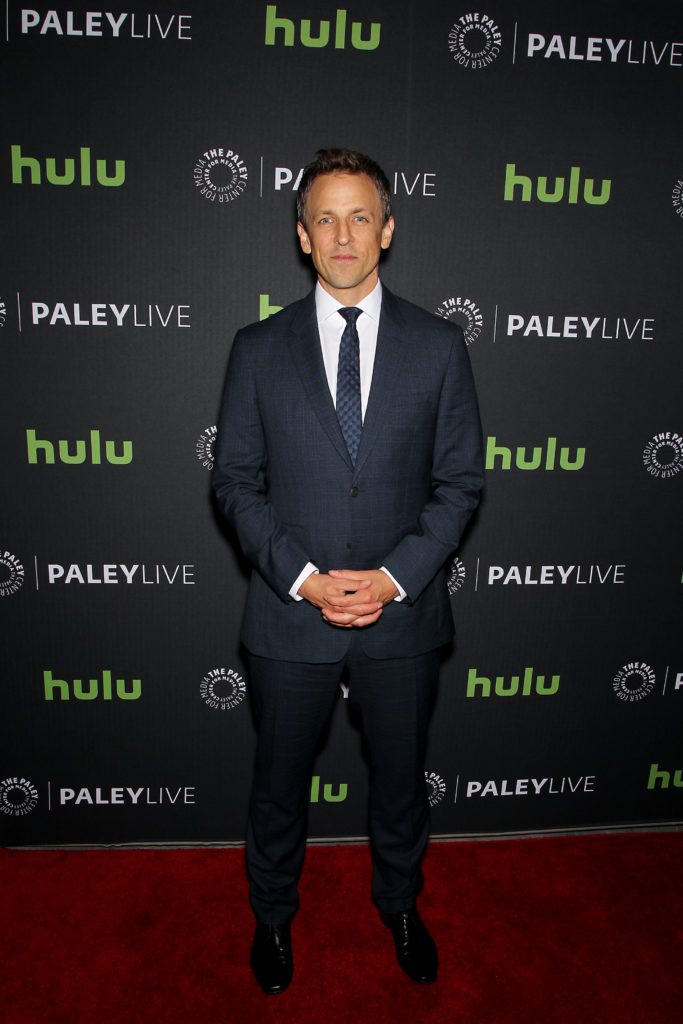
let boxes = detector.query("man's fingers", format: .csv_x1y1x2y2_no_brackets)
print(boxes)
328,570,370,585
322,607,383,627
348,609,383,627
324,599,382,616
324,591,377,609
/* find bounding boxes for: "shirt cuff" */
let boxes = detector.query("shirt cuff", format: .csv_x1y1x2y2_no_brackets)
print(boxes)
379,566,406,602
290,562,319,601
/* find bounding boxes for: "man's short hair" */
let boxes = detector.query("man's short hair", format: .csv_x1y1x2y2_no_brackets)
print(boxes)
296,148,392,227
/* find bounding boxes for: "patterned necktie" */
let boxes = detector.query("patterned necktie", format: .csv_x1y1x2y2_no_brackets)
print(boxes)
336,306,363,464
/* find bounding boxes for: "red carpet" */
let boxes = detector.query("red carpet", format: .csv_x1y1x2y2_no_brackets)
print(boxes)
2,833,682,1023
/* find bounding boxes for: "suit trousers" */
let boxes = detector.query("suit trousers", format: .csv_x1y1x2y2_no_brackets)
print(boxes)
244,635,440,924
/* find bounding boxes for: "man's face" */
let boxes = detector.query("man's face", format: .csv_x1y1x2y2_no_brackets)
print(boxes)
297,172,394,306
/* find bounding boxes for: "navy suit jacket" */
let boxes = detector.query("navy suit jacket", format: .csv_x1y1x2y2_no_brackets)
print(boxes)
213,286,484,662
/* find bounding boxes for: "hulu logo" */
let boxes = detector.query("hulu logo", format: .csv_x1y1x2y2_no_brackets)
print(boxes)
486,436,585,471
467,667,560,698
504,163,610,205
265,4,380,50
310,775,347,803
44,669,141,701
11,145,125,187
647,763,683,790
26,429,133,465
259,294,283,320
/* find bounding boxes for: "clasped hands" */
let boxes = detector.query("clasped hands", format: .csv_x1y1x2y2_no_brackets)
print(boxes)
298,569,398,628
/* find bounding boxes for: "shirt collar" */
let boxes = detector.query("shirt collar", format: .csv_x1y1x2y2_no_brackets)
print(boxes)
315,278,383,324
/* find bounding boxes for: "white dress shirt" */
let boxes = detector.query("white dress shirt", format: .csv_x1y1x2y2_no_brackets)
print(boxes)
290,280,406,602
316,277,381,417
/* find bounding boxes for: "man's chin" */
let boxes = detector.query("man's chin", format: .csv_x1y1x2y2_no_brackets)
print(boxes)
318,269,376,297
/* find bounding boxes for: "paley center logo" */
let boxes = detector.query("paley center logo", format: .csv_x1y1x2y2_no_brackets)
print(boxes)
11,145,125,187
200,668,246,711
505,311,654,342
264,4,380,50
196,425,217,470
486,436,585,471
0,295,6,326
524,31,682,69
39,560,195,586
447,557,466,595
447,12,501,68
643,432,683,479
26,428,133,465
612,662,656,703
672,179,683,219
0,777,38,816
425,772,447,807
193,147,247,203
504,163,611,205
0,550,25,596
18,9,192,39
23,297,191,329
435,297,483,346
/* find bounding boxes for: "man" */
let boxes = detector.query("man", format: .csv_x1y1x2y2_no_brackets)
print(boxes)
213,149,483,994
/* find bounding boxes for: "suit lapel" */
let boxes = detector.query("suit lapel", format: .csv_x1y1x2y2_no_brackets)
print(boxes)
354,287,407,474
287,291,353,469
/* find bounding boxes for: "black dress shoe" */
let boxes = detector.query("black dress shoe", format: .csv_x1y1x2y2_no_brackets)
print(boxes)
380,908,438,984
250,921,293,994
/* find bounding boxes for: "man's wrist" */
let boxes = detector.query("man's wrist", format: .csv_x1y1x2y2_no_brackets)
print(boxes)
290,563,319,601
379,566,406,602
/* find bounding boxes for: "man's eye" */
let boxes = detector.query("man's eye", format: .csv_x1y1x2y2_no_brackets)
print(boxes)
319,217,332,224
354,216,368,222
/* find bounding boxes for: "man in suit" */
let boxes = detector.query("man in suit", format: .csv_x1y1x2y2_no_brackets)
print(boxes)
213,149,483,994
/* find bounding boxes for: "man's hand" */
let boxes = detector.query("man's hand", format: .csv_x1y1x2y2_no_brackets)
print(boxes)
298,569,397,628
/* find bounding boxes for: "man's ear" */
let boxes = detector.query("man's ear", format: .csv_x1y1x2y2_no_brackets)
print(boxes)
381,215,395,251
297,221,311,254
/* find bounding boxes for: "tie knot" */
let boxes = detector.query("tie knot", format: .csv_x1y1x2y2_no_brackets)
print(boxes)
338,306,362,328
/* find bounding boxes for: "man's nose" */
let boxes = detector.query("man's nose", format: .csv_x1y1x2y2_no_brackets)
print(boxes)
335,219,350,245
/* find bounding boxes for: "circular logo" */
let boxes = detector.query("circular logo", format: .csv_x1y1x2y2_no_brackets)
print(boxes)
425,771,447,807
642,432,683,479
0,777,39,816
435,296,483,346
200,668,246,711
612,662,656,702
0,297,6,327
0,551,25,597
196,425,217,471
672,178,683,219
448,13,501,69
447,557,466,595
193,147,248,203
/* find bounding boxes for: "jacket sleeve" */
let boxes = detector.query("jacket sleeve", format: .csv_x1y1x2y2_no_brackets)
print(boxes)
212,329,310,603
381,328,484,602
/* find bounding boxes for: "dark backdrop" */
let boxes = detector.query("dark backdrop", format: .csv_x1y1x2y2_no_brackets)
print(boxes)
2,1,682,845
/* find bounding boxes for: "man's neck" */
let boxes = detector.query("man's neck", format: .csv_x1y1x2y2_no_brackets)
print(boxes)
317,272,380,307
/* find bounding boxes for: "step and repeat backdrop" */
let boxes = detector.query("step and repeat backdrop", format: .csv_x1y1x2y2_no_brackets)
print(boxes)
2,1,682,846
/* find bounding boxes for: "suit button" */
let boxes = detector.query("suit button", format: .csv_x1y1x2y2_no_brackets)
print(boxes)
346,542,352,550
349,486,359,497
